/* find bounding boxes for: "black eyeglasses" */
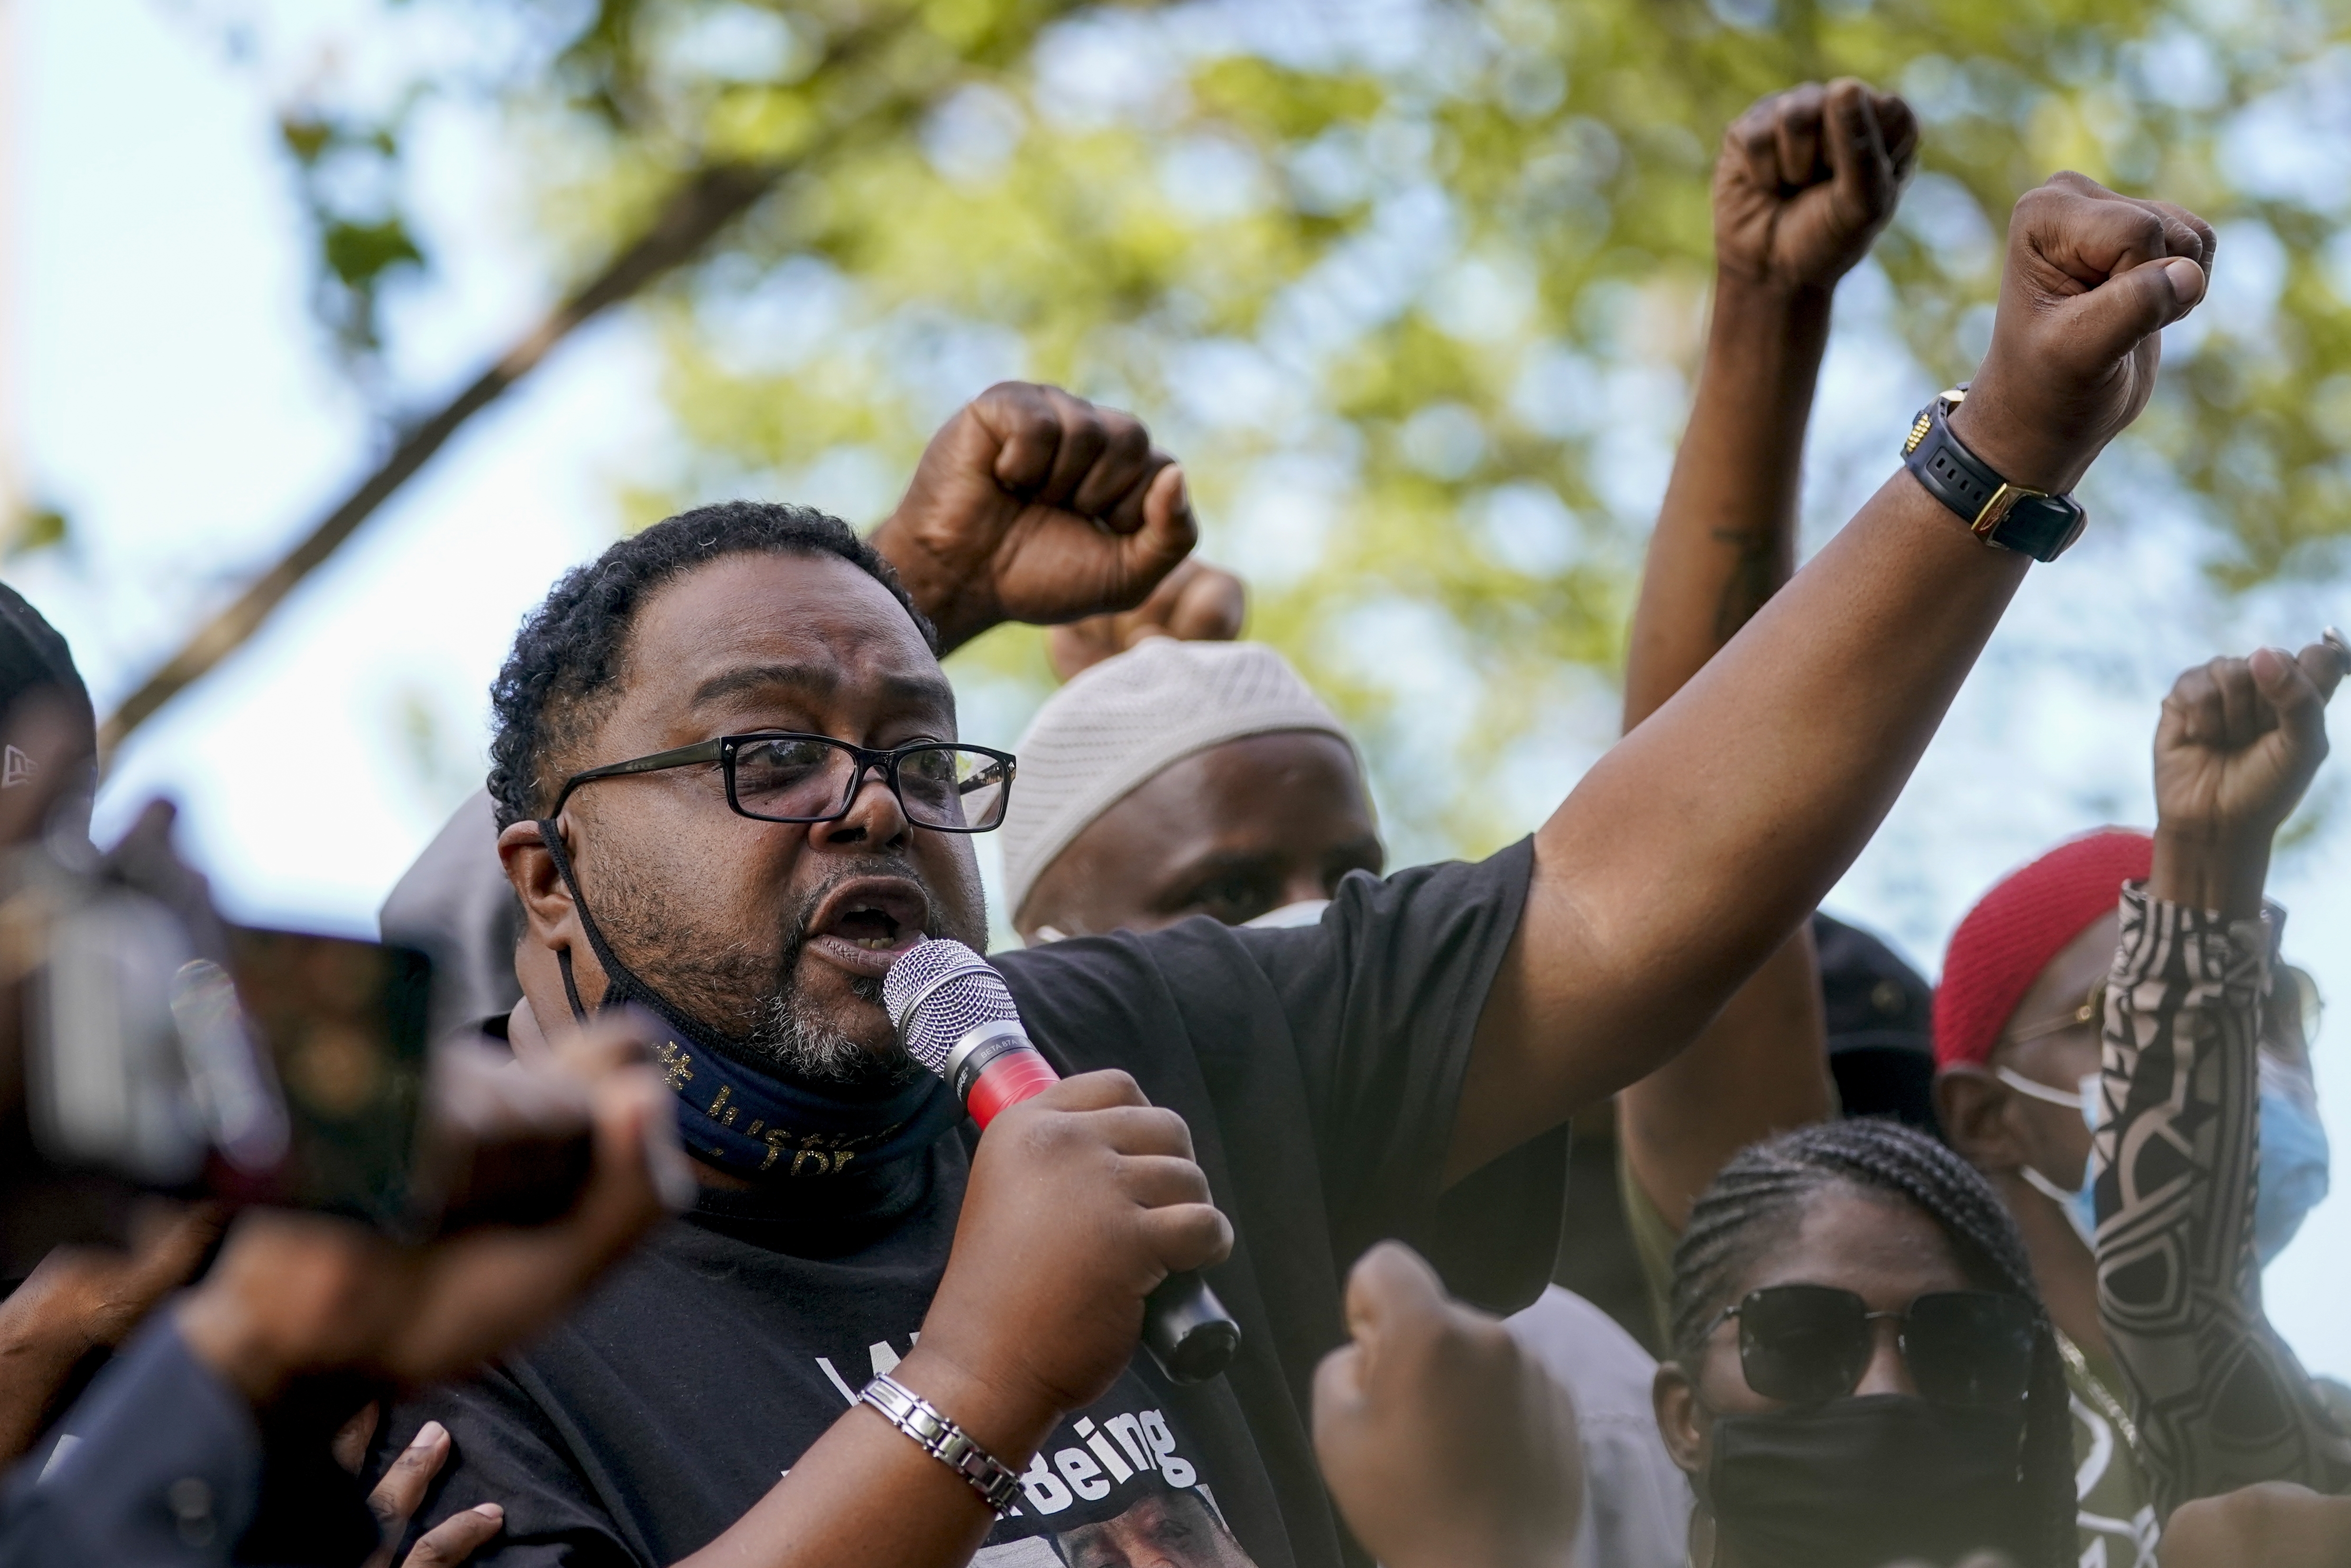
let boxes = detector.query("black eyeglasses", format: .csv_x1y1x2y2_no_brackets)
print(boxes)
552,733,1017,833
1701,1284,2039,1411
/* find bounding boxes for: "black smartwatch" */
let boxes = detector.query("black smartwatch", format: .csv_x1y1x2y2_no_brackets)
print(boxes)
1901,387,2086,563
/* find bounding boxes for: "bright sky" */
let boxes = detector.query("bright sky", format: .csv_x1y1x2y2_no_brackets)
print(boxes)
13,0,2351,1374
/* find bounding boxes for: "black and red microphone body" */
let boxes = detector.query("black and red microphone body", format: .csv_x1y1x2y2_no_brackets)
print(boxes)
885,938,1241,1384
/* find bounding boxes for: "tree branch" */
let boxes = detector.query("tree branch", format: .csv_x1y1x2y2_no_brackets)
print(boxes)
98,160,778,755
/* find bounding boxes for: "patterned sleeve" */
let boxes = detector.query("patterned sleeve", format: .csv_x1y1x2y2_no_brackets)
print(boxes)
2092,883,2351,1517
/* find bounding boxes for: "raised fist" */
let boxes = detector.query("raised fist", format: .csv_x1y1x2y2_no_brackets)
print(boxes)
1045,558,1247,682
1955,173,2213,495
870,383,1196,655
1714,78,1918,292
2153,643,2340,863
1312,1244,1582,1568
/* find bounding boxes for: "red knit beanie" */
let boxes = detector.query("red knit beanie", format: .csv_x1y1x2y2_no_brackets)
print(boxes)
1932,829,2153,1070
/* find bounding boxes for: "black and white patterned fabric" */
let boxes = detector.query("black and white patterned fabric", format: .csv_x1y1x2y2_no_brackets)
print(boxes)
2093,885,2351,1518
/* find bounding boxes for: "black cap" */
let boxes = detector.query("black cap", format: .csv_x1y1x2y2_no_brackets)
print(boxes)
0,584,90,731
1814,911,1938,1134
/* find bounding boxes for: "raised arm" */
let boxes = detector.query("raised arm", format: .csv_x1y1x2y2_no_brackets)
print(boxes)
2094,645,2351,1515
867,382,1197,655
1617,79,1917,1227
1449,172,2215,1181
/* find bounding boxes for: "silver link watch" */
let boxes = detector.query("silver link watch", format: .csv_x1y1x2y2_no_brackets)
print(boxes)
859,1373,1026,1518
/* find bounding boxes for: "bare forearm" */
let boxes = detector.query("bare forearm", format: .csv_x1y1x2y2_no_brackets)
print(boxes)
1624,276,1832,729
0,1303,91,1463
1618,925,1832,1228
1453,471,2027,1175
2151,826,2270,921
1613,277,1839,1218
675,1346,1059,1568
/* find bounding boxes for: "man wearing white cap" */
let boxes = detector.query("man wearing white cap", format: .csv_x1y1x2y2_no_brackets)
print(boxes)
1004,638,1374,944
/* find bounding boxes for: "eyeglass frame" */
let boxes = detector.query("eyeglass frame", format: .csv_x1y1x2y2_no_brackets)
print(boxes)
1697,1282,2040,1410
2004,979,2106,1048
549,731,1019,834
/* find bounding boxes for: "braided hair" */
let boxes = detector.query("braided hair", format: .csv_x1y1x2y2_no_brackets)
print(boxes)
1667,1118,2076,1568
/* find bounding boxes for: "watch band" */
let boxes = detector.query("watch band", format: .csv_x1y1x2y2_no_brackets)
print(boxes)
859,1374,1025,1518
1901,389,2087,562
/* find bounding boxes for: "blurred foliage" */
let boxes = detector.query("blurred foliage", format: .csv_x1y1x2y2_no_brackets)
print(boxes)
5,507,70,559
277,0,2351,858
279,112,427,369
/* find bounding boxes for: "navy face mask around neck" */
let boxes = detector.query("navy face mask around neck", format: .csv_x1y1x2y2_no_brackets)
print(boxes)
535,820,961,1182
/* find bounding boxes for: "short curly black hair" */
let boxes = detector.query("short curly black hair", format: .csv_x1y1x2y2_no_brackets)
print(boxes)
486,500,937,830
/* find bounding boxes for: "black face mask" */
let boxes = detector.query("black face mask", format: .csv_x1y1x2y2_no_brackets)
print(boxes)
1703,1394,2032,1568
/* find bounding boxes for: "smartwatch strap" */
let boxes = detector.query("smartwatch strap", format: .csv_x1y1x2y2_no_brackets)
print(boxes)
1902,392,2087,562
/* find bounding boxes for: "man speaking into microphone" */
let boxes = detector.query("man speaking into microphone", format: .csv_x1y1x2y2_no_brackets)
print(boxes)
375,152,2217,1568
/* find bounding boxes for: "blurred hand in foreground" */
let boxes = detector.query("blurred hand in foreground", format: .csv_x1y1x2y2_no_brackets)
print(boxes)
175,1016,684,1410
1714,77,1917,293
870,381,1196,654
2158,1482,2351,1568
1313,1243,1581,1568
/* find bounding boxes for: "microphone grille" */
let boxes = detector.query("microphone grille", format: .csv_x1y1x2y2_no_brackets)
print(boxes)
883,938,1021,1077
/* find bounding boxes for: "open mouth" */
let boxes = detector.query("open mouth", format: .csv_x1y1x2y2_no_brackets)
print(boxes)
801,877,931,978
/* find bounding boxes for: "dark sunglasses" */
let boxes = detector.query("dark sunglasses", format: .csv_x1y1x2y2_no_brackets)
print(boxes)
1702,1284,2038,1411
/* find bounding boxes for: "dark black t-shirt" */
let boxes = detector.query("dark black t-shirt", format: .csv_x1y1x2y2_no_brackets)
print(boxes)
372,842,1563,1568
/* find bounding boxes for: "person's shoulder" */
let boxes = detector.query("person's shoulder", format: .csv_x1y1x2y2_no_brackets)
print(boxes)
1505,1285,1660,1417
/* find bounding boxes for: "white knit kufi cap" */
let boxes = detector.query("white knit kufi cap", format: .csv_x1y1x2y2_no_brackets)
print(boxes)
1000,638,1355,922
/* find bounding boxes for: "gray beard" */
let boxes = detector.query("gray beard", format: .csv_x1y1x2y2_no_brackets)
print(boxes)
584,852,977,1089
746,969,917,1088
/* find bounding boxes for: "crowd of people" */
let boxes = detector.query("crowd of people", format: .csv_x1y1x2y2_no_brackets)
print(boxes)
0,70,2347,1568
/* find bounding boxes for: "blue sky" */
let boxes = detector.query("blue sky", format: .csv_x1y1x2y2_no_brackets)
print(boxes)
15,0,2351,1373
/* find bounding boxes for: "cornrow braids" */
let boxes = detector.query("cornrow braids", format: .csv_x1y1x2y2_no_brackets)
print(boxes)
1667,1118,2077,1568
486,500,938,831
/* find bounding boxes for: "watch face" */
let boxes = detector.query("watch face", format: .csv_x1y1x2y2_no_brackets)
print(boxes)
2001,495,2087,561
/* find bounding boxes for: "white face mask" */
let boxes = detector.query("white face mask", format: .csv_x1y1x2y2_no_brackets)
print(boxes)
1997,1066,2102,1246
1025,898,1333,948
1242,899,1330,930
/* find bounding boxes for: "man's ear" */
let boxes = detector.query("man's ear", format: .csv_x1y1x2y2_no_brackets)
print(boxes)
1652,1360,1707,1477
1935,1064,2027,1174
498,819,603,1005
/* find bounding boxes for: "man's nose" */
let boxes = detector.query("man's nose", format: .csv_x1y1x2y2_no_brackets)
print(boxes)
807,763,908,849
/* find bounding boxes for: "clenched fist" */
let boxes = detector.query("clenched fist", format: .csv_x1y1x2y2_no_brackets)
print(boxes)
870,384,1196,654
901,1070,1230,1430
1313,1244,1581,1568
1955,173,2213,496
2151,642,2341,918
1714,78,1917,293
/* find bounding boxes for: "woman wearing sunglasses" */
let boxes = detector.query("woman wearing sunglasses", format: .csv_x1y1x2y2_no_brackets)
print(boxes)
1652,1117,2075,1568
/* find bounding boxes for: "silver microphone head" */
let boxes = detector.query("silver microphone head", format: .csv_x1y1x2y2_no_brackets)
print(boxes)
884,938,1021,1078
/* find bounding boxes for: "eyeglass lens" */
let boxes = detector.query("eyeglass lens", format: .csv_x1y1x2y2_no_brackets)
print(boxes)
1734,1284,2035,1411
728,738,1010,830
